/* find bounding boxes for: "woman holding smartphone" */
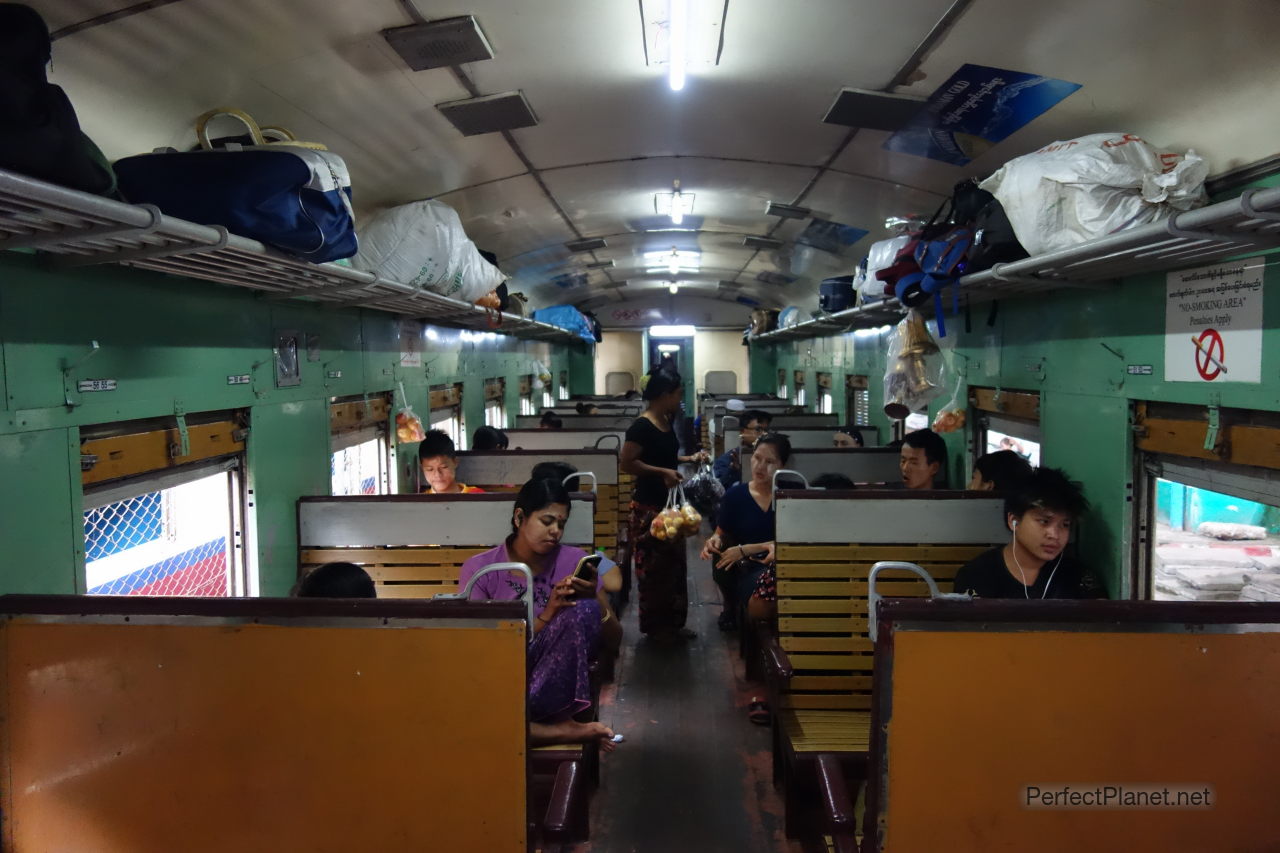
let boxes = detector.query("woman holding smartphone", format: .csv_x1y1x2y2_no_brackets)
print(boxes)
459,477,622,747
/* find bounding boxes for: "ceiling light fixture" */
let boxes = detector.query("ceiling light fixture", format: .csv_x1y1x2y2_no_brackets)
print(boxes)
667,246,681,276
668,0,688,91
650,324,697,337
643,248,700,274
657,343,682,353
655,180,696,225
669,281,681,294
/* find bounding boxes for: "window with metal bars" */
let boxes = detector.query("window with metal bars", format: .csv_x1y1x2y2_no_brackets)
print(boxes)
330,394,391,496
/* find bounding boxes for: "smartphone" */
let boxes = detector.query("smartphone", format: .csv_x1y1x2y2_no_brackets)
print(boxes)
570,554,602,596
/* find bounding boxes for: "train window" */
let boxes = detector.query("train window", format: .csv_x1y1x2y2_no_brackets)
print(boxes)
518,374,536,416
816,372,833,414
558,371,569,401
969,387,1042,466
845,375,870,426
543,387,555,410
793,370,806,408
429,383,466,449
704,370,737,396
80,414,249,597
483,378,507,429
777,369,787,400
1134,403,1280,602
329,394,391,497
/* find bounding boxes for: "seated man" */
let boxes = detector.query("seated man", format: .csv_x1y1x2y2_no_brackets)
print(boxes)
539,412,563,430
968,449,1033,492
713,408,772,490
953,467,1106,599
472,425,506,451
898,428,946,490
832,426,864,448
418,429,485,494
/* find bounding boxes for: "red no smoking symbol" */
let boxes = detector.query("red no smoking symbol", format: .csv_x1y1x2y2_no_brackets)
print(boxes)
1194,328,1225,381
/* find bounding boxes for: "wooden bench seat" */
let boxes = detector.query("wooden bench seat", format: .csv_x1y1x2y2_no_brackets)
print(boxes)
763,491,1010,841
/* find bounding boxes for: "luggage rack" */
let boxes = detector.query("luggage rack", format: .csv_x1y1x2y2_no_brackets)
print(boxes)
0,169,583,346
753,184,1280,344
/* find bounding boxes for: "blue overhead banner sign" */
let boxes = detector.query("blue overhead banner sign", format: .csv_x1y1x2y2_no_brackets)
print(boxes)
884,64,1081,166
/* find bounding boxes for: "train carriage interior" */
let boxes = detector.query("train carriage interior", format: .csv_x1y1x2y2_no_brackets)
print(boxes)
1,0,1279,850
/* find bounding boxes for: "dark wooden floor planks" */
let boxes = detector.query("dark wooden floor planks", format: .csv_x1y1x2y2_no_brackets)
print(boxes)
579,536,808,853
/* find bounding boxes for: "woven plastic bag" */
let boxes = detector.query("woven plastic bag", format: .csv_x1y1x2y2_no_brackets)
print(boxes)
352,200,506,303
979,133,1208,256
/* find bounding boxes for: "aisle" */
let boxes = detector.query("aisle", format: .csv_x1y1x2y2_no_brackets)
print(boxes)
581,537,805,852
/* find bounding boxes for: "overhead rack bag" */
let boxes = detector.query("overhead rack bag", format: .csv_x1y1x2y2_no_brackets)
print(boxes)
352,200,506,304
979,132,1209,256
114,108,357,262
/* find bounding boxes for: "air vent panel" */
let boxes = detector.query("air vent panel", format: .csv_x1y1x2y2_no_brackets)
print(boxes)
382,16,495,71
437,91,537,136
743,235,783,250
765,201,811,220
822,87,927,131
756,271,796,286
585,259,615,269
565,237,607,253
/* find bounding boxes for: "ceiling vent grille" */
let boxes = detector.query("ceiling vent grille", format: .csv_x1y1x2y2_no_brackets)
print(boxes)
743,235,783,250
765,201,811,220
718,279,741,289
382,16,495,71
822,87,927,131
585,259,615,269
436,91,538,136
565,237,607,253
756,270,796,286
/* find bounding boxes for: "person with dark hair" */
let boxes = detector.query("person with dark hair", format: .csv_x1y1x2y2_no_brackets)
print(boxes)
953,467,1105,599
812,473,855,489
539,411,563,430
621,366,707,642
294,562,376,598
459,477,622,748
575,402,600,416
899,428,947,490
832,427,864,448
968,449,1034,493
530,461,625,601
418,429,484,494
472,425,505,452
701,433,791,632
713,409,773,490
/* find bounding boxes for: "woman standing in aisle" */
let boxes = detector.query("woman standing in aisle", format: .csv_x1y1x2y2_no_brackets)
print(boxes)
621,366,706,642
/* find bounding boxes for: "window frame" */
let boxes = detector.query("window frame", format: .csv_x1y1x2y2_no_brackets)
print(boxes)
429,383,466,450
329,393,392,497
846,374,870,426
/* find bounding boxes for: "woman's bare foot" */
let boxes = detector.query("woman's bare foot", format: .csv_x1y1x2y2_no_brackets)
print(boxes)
531,719,619,752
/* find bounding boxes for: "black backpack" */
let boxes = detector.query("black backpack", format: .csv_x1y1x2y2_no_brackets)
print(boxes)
0,4,116,195
950,177,1028,273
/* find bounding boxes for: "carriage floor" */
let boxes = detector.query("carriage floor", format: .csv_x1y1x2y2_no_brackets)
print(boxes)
581,537,808,852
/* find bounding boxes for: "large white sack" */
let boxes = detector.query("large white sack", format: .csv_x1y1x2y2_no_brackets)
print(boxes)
352,200,506,303
979,133,1209,256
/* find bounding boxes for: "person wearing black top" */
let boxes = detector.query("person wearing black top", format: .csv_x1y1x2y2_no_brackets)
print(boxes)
621,366,707,641
953,467,1106,599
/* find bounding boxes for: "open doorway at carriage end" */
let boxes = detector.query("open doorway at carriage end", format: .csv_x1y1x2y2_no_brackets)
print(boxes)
648,329,695,447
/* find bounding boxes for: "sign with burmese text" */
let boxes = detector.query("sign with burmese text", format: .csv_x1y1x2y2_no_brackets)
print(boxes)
1164,260,1263,383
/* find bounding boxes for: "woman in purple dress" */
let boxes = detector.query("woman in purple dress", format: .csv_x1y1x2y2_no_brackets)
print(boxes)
459,477,623,747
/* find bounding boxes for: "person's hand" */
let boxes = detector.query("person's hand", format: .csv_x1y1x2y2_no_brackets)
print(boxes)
700,534,723,561
715,544,750,570
661,468,682,489
758,541,776,565
692,450,710,464
539,577,580,623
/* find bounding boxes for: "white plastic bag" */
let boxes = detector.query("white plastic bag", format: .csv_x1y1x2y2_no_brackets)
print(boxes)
979,133,1209,256
352,200,506,303
863,235,911,301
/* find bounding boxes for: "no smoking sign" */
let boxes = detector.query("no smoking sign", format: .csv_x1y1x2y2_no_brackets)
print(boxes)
1165,261,1263,384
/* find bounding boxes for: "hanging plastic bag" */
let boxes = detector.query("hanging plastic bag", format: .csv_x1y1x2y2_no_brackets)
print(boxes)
393,382,426,443
979,133,1209,256
883,310,944,420
649,484,702,541
683,461,725,516
931,372,967,434
351,200,506,303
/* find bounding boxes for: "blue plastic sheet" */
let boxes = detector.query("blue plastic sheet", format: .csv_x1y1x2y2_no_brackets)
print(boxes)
533,305,595,341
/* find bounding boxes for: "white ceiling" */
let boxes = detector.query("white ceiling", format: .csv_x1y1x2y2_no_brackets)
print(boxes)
34,0,1280,314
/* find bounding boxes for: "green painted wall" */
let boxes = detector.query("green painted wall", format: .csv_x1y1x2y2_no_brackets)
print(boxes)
0,254,572,597
760,255,1280,599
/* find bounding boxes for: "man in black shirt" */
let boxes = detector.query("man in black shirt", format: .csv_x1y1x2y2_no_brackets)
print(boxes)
953,467,1105,599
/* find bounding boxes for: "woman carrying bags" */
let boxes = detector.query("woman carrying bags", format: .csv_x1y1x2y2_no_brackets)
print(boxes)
621,366,707,643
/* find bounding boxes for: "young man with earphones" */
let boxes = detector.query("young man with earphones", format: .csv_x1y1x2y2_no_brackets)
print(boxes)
953,467,1105,599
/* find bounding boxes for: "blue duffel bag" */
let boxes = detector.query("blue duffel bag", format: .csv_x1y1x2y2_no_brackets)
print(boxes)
114,108,357,262
533,305,596,342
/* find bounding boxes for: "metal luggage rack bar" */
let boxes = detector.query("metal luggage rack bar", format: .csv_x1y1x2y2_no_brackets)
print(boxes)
0,169,584,346
752,185,1280,344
